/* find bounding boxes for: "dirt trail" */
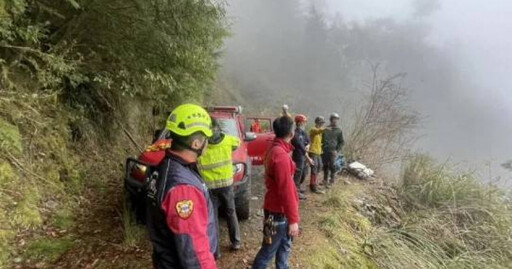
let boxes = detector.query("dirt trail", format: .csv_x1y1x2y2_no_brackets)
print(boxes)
46,167,360,269
216,167,332,269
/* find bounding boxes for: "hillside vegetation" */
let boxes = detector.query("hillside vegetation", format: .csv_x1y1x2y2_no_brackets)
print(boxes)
0,0,226,267
2,0,512,269
306,155,512,269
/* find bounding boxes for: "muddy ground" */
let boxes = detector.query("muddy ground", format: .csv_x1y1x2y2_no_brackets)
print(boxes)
33,167,346,269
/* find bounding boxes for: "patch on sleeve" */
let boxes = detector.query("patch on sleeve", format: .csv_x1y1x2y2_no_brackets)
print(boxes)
176,200,194,219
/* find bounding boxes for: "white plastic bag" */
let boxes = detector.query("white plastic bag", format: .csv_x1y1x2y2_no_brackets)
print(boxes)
347,161,374,179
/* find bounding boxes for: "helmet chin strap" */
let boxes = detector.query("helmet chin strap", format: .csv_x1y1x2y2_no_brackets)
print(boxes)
196,139,207,157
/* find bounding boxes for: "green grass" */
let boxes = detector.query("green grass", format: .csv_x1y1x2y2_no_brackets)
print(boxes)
0,118,22,155
24,237,74,263
0,162,17,266
370,155,512,268
53,208,75,230
0,228,16,267
10,187,43,228
306,155,512,269
307,185,377,269
122,196,147,248
0,92,90,267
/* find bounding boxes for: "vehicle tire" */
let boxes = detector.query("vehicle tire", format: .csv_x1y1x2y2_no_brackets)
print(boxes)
124,180,147,225
235,171,251,221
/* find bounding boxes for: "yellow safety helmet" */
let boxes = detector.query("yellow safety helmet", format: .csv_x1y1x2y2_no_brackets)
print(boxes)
166,104,213,138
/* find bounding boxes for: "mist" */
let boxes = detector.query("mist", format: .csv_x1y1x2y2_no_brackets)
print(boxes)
219,0,512,182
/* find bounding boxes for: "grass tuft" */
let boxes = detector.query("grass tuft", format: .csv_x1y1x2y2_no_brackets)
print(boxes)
0,118,22,155
53,208,75,230
369,154,512,268
122,196,146,248
0,228,16,267
306,155,512,269
24,237,74,263
11,187,43,228
308,185,377,269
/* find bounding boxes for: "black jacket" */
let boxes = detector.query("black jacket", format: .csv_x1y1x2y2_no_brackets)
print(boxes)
291,127,310,161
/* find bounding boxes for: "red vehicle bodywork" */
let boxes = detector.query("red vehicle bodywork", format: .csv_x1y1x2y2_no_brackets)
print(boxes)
127,106,267,220
245,116,275,165
134,113,274,180
207,106,250,193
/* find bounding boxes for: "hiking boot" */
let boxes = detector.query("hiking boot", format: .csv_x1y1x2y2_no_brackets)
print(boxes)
298,192,307,200
311,188,325,194
231,242,242,251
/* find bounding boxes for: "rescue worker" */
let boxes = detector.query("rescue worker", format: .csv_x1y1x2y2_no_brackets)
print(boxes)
198,119,242,252
251,119,262,133
252,116,300,269
322,112,344,188
281,104,292,118
309,116,326,193
145,104,218,269
291,114,311,200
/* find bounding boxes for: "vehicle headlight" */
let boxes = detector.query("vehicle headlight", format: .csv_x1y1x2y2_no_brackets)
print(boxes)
233,163,244,174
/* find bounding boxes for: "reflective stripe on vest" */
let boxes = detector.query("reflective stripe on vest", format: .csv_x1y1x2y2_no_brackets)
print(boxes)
198,135,240,189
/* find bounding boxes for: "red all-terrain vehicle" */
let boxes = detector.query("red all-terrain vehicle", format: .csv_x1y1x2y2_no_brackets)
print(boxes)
125,106,274,223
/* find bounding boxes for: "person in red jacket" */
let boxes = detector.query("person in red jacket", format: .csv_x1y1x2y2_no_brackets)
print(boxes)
145,104,218,269
252,116,300,269
251,119,262,133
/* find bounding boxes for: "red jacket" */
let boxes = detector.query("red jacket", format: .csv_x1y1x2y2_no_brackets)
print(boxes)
146,152,217,269
263,138,300,224
251,122,262,133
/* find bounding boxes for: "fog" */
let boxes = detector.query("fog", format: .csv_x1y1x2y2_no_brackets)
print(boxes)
220,0,512,182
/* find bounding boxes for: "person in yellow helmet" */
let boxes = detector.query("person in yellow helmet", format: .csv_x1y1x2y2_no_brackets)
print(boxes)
145,104,219,269
198,118,242,253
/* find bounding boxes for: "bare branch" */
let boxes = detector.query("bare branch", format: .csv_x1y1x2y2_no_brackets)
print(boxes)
344,65,419,170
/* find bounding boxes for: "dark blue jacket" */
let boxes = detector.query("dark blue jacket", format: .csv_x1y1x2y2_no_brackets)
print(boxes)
146,152,218,269
291,127,310,161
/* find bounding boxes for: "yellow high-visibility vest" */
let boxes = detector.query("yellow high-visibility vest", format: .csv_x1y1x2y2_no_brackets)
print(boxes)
198,135,240,189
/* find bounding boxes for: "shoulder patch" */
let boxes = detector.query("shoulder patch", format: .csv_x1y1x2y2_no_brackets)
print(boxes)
176,200,194,219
